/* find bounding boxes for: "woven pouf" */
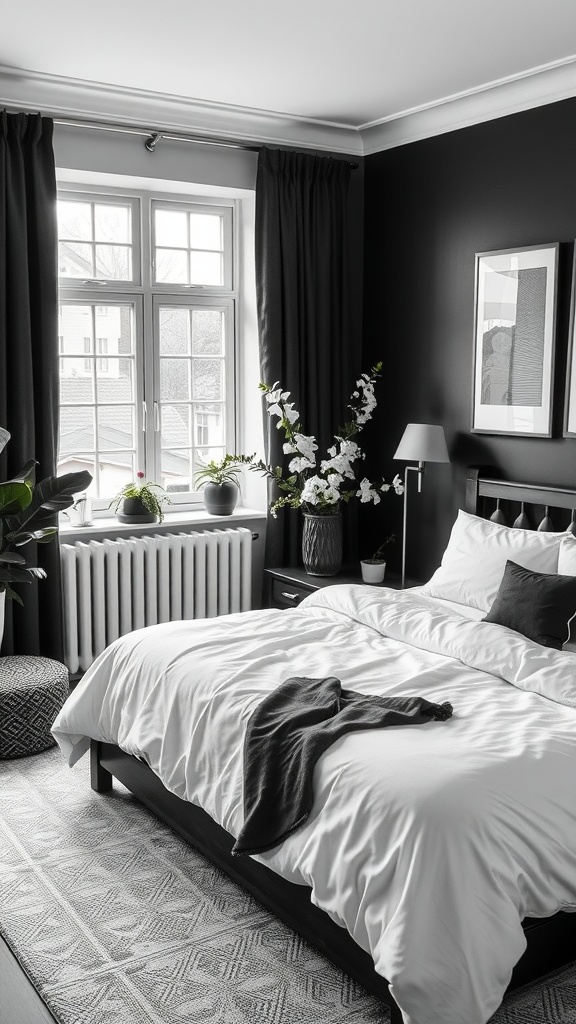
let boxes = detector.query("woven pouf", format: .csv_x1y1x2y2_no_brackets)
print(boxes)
0,656,69,759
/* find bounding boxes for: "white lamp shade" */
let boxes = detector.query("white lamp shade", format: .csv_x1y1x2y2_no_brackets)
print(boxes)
393,423,449,463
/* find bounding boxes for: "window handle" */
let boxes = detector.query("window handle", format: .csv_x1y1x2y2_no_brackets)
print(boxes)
82,279,108,286
142,401,147,431
154,401,160,432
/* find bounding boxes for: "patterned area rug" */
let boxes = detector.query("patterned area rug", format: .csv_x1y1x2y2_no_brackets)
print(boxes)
1,748,576,1024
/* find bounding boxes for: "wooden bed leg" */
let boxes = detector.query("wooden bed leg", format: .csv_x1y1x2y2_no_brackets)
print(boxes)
90,740,113,792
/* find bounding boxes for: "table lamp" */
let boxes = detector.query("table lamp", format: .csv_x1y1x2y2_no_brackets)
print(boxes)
393,423,450,587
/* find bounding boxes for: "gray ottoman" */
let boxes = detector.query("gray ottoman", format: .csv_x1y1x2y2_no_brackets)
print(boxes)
0,656,69,759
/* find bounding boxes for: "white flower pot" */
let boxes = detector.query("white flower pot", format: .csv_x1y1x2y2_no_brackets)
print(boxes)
360,559,386,584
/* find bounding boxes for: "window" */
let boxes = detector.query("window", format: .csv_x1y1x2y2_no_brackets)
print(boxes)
57,187,237,510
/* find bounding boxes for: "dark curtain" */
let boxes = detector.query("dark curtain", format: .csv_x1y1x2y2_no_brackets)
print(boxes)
0,111,62,658
255,147,357,568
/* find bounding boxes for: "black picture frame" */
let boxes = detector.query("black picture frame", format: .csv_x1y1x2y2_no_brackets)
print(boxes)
471,243,559,437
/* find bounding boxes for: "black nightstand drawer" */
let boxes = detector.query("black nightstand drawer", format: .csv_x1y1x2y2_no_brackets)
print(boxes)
270,577,313,609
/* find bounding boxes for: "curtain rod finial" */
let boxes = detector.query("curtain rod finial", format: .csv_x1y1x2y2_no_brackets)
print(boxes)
144,133,161,153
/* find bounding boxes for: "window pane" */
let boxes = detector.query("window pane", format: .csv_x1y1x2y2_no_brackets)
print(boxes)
159,307,190,354
194,403,224,445
156,248,188,283
57,201,92,241
190,213,222,251
97,406,135,451
161,448,192,491
192,310,223,354
160,360,191,401
59,241,93,278
59,407,95,452
189,251,222,286
95,305,134,354
59,304,93,345
95,244,131,280
94,204,131,243
96,356,134,400
160,405,191,450
99,454,136,499
192,359,223,400
60,360,95,399
156,209,187,248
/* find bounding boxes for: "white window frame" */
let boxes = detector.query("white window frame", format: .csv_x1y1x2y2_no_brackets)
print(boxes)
57,182,238,515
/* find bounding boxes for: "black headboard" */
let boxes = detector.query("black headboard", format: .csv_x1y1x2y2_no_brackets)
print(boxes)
466,466,576,535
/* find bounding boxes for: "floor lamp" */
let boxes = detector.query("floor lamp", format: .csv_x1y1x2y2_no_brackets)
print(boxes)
393,423,450,587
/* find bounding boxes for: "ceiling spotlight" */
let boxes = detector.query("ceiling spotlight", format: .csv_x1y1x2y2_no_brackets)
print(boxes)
144,133,162,153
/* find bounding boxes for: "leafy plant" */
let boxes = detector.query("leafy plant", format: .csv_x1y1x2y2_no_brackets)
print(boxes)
364,534,396,564
109,471,171,524
0,427,92,603
194,453,254,488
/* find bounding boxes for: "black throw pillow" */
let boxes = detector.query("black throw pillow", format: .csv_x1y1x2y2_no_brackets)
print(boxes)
482,559,576,650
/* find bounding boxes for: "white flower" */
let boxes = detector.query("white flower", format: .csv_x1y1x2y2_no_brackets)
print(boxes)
356,477,381,504
282,402,299,426
301,476,340,506
293,433,317,461
266,386,290,405
380,482,391,492
392,473,405,495
288,456,316,474
283,441,298,454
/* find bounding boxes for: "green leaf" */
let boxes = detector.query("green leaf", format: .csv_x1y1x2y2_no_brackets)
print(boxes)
0,551,26,564
4,469,92,535
0,480,33,516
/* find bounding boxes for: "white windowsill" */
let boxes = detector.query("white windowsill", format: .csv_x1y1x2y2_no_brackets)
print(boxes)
59,505,267,539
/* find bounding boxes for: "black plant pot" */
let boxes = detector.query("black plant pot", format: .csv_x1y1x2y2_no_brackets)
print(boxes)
117,496,158,524
203,481,239,516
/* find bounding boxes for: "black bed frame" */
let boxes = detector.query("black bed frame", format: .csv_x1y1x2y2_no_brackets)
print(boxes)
90,468,576,1024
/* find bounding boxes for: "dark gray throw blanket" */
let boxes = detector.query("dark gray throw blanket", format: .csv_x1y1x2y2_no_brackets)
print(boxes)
232,676,453,857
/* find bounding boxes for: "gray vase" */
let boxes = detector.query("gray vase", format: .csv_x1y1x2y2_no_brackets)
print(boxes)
117,496,157,524
203,481,239,516
302,512,343,576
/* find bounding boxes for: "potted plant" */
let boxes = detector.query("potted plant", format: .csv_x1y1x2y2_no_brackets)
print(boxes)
0,426,92,644
252,364,404,576
360,534,396,584
195,454,254,516
109,472,171,524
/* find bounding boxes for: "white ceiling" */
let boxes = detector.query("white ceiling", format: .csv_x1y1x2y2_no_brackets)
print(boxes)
2,0,576,153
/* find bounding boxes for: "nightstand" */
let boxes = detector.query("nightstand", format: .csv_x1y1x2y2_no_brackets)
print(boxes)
263,566,408,610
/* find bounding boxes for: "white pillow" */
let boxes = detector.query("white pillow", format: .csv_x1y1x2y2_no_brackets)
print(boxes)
558,533,576,575
420,509,564,612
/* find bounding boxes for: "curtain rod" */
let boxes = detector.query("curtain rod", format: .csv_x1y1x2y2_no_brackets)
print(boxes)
51,116,359,169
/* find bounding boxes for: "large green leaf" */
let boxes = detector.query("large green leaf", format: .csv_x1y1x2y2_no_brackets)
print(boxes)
4,470,92,535
5,528,58,548
0,551,26,564
0,480,33,516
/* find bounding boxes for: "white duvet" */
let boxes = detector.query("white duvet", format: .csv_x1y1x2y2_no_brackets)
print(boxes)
52,586,576,1024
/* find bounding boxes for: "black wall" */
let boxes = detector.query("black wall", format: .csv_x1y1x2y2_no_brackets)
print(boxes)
362,97,576,582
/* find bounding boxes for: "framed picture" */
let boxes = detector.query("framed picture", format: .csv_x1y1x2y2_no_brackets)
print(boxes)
564,246,576,437
471,243,559,436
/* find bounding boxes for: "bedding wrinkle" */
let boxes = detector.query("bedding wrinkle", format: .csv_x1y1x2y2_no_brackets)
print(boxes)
51,588,576,1024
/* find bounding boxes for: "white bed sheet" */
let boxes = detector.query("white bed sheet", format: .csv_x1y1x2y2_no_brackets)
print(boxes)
52,585,576,1024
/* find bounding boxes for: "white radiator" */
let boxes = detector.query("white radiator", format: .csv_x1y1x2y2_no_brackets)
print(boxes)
61,528,253,674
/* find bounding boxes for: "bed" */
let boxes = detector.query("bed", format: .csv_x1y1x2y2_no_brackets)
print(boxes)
52,467,576,1024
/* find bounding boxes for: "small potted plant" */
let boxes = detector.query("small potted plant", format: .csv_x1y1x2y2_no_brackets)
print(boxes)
195,454,254,516
109,472,171,524
360,534,396,584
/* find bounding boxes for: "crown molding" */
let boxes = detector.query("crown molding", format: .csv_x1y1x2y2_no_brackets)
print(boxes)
0,65,363,157
360,54,576,155
3,56,576,161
